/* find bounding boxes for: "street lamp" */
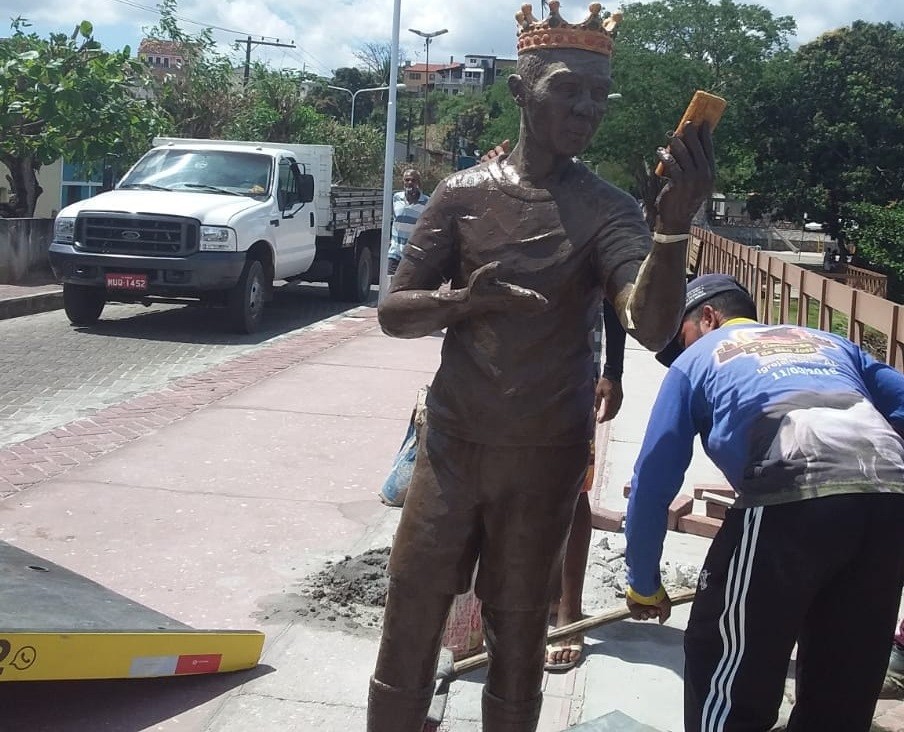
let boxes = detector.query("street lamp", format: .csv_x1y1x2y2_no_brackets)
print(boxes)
408,27,448,167
378,0,403,305
327,84,406,127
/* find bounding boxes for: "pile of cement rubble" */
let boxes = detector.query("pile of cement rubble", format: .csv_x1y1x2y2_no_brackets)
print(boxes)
259,533,699,635
583,533,700,612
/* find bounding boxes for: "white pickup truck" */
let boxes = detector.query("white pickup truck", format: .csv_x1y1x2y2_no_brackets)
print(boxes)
49,138,383,333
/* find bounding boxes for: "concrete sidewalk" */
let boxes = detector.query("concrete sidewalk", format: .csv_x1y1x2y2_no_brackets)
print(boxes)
0,304,901,731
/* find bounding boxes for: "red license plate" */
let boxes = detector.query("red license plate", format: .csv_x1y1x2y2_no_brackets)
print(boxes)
105,273,148,291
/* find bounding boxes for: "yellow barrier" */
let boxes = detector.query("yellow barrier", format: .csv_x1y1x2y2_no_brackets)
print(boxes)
0,630,264,682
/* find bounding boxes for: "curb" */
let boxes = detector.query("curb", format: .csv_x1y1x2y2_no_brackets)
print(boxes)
0,289,64,321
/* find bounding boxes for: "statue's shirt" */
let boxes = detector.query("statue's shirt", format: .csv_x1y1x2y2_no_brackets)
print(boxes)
395,157,651,446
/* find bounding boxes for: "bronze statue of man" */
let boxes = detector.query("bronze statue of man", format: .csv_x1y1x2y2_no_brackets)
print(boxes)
369,3,715,730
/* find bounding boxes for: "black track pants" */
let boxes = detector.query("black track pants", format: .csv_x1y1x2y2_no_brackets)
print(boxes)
684,493,904,732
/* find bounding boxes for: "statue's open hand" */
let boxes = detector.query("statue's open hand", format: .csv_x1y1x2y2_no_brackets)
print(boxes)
466,261,549,314
654,121,716,233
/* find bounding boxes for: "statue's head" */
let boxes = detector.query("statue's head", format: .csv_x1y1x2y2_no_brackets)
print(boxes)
509,3,621,157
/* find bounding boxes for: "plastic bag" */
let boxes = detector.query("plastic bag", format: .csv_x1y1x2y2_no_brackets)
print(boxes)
378,386,429,507
442,580,483,660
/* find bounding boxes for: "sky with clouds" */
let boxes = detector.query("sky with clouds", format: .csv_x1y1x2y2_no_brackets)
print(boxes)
3,0,903,79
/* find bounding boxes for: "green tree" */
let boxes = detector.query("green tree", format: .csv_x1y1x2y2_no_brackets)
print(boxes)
229,63,328,143
586,0,794,214
477,71,520,155
397,92,424,162
0,18,161,217
307,67,382,123
322,120,384,186
353,42,410,86
146,0,241,139
432,93,490,158
844,202,904,300
744,22,904,238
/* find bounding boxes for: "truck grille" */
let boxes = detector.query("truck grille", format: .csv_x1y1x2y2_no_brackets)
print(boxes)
76,214,199,256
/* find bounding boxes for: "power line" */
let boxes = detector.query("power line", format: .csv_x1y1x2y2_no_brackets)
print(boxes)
108,0,282,42
106,0,340,80
284,47,330,77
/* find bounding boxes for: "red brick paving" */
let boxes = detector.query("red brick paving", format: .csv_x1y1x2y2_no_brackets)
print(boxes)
705,501,728,520
667,494,694,530
0,311,378,498
677,513,722,539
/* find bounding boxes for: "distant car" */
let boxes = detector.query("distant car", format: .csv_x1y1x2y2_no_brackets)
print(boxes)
804,222,825,231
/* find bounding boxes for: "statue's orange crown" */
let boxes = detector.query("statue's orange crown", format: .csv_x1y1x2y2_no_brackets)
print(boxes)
516,2,621,55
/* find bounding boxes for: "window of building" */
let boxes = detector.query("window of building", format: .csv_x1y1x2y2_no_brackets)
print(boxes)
408,72,421,80
163,57,169,68
61,161,103,207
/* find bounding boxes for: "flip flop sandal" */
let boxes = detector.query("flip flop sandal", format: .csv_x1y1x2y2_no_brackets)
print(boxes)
544,642,583,672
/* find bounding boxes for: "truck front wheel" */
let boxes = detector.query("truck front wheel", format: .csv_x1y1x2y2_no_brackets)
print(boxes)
228,258,266,334
63,284,106,326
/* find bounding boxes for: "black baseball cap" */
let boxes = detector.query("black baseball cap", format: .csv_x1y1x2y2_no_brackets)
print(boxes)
655,274,751,367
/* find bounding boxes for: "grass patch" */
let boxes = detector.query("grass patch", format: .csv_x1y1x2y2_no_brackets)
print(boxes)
774,297,848,336
772,296,886,361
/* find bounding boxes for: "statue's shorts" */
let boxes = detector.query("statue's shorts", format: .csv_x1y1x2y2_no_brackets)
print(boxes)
388,424,589,611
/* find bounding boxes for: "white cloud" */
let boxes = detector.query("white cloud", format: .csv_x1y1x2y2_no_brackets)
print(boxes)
4,0,903,78
754,0,903,43
2,0,130,28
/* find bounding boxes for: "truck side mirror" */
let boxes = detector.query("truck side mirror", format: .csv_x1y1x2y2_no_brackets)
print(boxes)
296,173,314,204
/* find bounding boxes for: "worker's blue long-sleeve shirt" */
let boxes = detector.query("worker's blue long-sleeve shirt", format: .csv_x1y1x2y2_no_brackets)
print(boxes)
626,319,904,597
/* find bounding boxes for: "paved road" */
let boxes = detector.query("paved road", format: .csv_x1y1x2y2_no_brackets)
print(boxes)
0,283,368,448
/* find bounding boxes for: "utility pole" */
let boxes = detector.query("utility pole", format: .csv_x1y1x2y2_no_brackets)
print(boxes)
236,36,297,87
406,100,413,162
408,28,448,168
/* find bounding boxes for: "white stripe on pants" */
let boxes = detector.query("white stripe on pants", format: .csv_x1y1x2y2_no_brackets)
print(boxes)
700,506,764,732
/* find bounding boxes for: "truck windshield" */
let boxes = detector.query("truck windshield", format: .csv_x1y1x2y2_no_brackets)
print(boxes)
119,149,272,199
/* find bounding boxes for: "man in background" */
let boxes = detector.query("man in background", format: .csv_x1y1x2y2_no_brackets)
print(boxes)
546,299,625,671
387,168,429,276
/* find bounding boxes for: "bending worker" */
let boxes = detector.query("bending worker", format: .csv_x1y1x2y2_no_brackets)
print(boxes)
626,273,904,732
